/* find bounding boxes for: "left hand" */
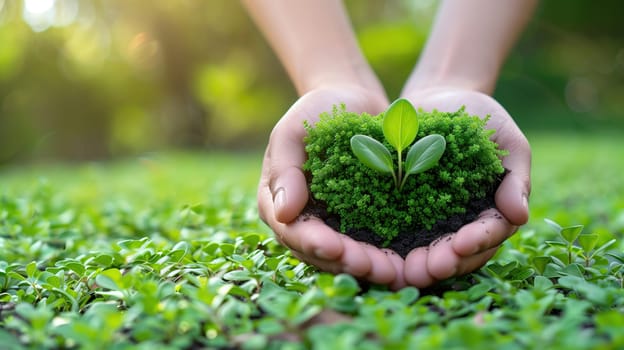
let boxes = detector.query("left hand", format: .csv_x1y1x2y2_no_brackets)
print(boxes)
400,87,531,287
257,85,408,289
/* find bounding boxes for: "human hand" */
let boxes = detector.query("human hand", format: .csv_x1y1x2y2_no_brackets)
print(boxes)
400,87,531,287
257,86,409,289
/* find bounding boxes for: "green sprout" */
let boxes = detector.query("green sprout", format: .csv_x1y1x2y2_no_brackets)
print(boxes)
350,99,446,191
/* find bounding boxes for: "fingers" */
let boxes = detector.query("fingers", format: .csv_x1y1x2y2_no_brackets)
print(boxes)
259,150,346,260
315,236,396,285
270,165,309,223
290,235,400,286
427,237,502,280
452,208,516,256
383,249,407,290
404,247,437,288
359,243,397,285
404,241,500,288
278,215,346,261
494,119,531,226
404,207,514,288
265,116,310,224
260,197,399,286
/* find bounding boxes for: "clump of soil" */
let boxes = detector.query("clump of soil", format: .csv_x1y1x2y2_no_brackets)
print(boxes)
302,175,504,259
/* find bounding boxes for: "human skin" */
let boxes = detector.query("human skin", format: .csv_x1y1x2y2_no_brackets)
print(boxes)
400,0,536,286
243,0,536,289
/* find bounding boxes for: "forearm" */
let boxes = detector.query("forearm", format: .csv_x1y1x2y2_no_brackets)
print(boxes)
242,0,384,96
404,0,538,95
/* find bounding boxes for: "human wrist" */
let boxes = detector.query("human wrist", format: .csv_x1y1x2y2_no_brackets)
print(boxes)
402,63,499,97
401,0,538,97
294,53,385,98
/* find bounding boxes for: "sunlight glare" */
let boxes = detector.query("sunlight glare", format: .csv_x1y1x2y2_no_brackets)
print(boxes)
23,0,78,32
24,0,55,15
23,0,56,31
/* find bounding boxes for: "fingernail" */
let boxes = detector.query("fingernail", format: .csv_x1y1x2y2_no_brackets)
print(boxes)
522,193,529,210
314,248,331,260
273,187,286,214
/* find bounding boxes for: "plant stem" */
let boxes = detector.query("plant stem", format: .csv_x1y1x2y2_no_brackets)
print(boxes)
399,173,409,191
391,169,398,189
397,150,403,190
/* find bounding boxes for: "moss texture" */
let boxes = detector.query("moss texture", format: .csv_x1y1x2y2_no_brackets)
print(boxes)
303,105,506,244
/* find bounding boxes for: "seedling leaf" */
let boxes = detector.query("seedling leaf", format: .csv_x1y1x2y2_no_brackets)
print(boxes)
401,134,446,189
560,225,584,243
382,98,418,152
593,238,617,256
350,135,394,174
405,134,446,175
578,233,599,253
544,218,562,233
96,269,124,291
531,256,552,275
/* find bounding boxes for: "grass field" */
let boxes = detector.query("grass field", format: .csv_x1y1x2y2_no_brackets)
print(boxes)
0,132,623,349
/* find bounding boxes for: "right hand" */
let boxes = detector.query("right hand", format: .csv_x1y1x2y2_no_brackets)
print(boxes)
257,85,408,289
400,87,531,287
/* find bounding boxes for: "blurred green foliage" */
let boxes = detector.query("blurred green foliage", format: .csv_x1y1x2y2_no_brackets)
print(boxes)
0,0,622,164
0,0,294,163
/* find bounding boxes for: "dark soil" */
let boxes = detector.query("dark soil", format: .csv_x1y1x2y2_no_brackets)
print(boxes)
302,176,504,259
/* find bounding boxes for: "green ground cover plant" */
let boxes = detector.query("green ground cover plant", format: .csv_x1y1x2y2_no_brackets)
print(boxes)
0,134,623,349
304,102,505,245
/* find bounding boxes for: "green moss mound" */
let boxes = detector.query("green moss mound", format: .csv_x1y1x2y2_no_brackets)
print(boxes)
303,105,506,243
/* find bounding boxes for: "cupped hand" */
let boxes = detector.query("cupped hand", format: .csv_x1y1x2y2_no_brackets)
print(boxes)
258,85,408,289
400,87,531,288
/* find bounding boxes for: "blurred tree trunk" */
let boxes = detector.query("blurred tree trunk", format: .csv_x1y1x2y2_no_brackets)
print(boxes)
151,11,208,148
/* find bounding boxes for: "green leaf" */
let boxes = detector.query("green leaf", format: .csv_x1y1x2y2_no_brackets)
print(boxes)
0,293,12,302
560,225,584,243
25,261,38,278
533,275,554,290
404,134,446,176
382,98,418,153
544,240,567,248
544,218,562,233
593,238,616,256
350,135,394,174
558,275,609,305
396,287,419,305
92,253,114,267
606,252,624,264
96,268,124,291
333,274,360,297
467,283,492,300
531,256,552,275
0,329,21,349
578,233,599,253
46,275,62,289
223,270,252,282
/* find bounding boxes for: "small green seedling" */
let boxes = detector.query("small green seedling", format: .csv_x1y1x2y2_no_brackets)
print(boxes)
350,99,446,190
544,218,617,267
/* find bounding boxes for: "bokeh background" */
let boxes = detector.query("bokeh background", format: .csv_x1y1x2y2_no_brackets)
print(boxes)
0,0,622,165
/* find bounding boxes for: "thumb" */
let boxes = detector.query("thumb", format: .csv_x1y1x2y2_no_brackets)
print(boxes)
266,116,310,224
271,165,309,223
495,129,531,226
